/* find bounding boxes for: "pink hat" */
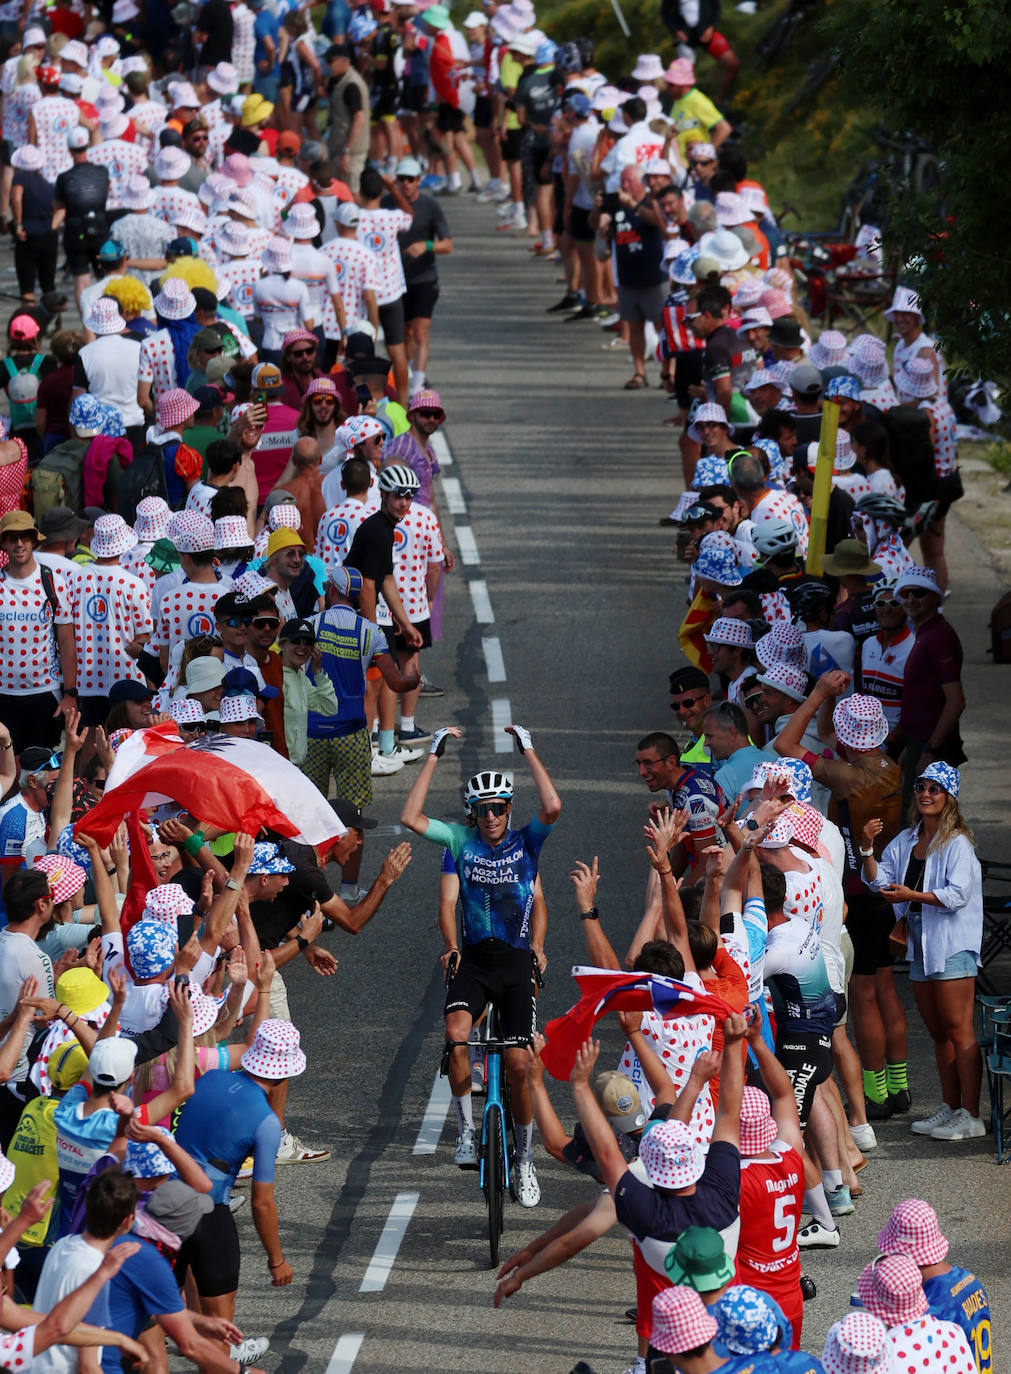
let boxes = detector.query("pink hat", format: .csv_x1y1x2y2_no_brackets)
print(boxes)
305,377,339,399
897,357,938,400
157,387,200,432
755,660,808,703
787,800,824,851
822,1313,890,1374
283,202,322,239
650,1286,718,1355
738,307,774,332
207,61,239,95
638,1118,705,1190
857,1255,929,1327
809,329,848,370
764,265,794,296
876,1199,949,1267
664,57,695,85
153,278,196,321
199,172,234,210
217,222,252,258
262,236,292,273
214,515,252,550
739,1084,778,1155
268,503,302,531
134,496,172,542
100,111,131,141
153,146,191,182
91,514,138,559
282,327,317,351
220,695,262,726
221,152,253,186
848,334,889,386
240,1018,307,1079
61,38,89,66
407,387,445,417
123,175,155,211
32,853,87,904
170,509,214,554
142,883,194,926
704,616,754,649
84,297,127,337
168,80,200,108
11,146,44,172
833,693,888,751
174,202,207,235
715,191,752,226
189,986,222,1036
168,697,206,725
732,278,765,311
760,287,793,319
755,622,806,670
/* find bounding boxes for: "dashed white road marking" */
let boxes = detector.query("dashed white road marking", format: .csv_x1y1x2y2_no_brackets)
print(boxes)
430,430,452,466
325,1334,364,1374
412,1071,453,1155
359,1192,420,1293
482,636,507,683
455,526,480,565
440,476,466,515
491,698,513,751
469,580,495,623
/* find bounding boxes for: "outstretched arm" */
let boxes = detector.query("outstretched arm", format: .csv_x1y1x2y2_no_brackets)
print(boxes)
570,1040,627,1194
570,858,621,969
400,727,461,835
744,1014,803,1154
506,726,561,825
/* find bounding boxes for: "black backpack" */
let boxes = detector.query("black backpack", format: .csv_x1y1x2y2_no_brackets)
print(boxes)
881,405,938,509
117,443,168,524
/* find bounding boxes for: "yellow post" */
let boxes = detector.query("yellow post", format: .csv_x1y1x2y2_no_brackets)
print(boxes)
805,399,839,576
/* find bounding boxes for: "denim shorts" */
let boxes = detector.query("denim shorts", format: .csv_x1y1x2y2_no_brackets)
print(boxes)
908,912,978,982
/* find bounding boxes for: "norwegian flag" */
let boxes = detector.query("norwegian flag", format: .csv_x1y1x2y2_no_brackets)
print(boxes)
541,966,736,1081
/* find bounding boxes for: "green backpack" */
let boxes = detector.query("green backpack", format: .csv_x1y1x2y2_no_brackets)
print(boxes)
3,354,44,430
31,438,88,520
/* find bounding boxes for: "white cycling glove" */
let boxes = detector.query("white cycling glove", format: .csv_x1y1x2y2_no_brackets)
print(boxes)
430,727,454,757
510,724,533,754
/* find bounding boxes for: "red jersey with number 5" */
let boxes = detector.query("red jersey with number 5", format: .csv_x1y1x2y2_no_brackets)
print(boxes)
736,1141,805,1347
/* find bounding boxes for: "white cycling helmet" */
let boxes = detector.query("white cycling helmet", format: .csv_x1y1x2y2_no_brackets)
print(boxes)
752,516,798,559
463,770,514,813
377,463,420,494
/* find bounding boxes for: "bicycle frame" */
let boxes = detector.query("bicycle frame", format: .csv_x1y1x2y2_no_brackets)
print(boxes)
478,1006,514,1199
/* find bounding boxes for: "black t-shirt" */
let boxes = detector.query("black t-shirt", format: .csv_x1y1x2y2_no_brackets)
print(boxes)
704,324,746,392
381,191,450,286
54,163,109,232
197,0,234,64
611,204,665,288
791,412,823,446
248,838,334,949
345,509,396,586
224,127,260,157
13,170,54,236
515,65,556,130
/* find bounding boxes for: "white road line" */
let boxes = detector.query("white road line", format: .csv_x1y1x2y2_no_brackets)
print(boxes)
455,526,480,565
359,1192,420,1293
412,1070,452,1155
491,698,513,751
325,1334,365,1374
482,636,507,683
469,580,495,623
430,430,452,467
440,476,466,515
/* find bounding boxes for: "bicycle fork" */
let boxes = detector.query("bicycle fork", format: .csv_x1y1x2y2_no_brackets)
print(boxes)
479,1052,510,1194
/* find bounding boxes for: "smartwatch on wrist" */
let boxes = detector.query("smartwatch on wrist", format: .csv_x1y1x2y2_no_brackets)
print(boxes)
225,878,242,891
579,907,599,921
296,935,309,950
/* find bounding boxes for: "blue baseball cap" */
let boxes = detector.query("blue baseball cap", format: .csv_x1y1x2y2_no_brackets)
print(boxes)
97,238,125,262
221,667,279,701
564,90,591,117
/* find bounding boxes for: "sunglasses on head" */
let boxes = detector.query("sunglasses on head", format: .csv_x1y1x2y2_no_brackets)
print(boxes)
247,615,281,630
473,801,509,818
670,694,704,712
913,780,945,796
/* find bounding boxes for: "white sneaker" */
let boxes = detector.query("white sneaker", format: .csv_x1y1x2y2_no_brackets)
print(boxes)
496,199,515,218
930,1108,986,1140
911,1103,955,1135
850,1122,878,1151
454,1127,477,1166
230,1337,270,1366
512,210,528,230
276,1129,330,1164
797,1221,840,1249
371,748,405,776
385,742,424,765
476,184,499,203
236,1155,253,1181
515,1159,540,1207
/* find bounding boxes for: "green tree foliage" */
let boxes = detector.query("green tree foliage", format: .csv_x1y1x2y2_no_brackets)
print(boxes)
829,0,1011,374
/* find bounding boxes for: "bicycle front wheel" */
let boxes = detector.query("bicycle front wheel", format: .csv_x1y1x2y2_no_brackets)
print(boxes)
482,1103,505,1267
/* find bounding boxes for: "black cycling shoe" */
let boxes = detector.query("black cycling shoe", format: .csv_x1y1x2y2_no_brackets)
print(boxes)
563,305,597,322
546,292,579,313
864,1095,894,1121
800,1274,817,1301
888,1089,912,1114
623,1306,637,1322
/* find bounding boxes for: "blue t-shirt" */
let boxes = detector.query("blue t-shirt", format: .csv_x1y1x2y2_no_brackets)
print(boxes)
923,1267,991,1374
175,1069,281,1203
423,817,552,949
101,1237,184,1373
308,605,389,738
253,9,280,72
53,1086,121,1238
715,746,773,808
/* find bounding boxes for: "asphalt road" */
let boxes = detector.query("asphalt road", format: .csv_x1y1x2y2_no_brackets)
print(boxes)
7,199,1000,1373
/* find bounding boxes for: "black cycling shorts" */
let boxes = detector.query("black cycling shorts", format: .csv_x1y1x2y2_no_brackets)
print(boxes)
436,102,465,135
378,296,405,347
177,1202,241,1297
473,94,493,129
568,203,595,244
392,615,432,653
776,1033,833,1129
403,280,440,321
445,939,536,1042
501,127,523,162
846,891,895,975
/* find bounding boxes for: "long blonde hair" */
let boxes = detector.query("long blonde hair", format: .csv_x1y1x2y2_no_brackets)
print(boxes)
908,791,974,854
132,1029,220,1097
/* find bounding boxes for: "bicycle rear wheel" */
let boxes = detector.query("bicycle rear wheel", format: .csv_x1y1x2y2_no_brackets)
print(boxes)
482,1102,505,1267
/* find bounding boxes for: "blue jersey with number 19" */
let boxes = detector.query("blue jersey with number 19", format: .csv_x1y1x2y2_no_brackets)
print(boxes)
923,1267,991,1374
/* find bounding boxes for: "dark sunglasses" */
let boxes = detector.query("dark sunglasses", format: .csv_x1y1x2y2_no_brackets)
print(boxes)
397,174,420,182
91,776,107,791
913,781,944,796
289,346,316,358
179,721,207,734
286,636,314,648
247,615,281,630
219,617,246,629
670,695,705,712
744,692,764,711
311,394,336,403
899,588,931,600
414,408,442,418
473,801,509,818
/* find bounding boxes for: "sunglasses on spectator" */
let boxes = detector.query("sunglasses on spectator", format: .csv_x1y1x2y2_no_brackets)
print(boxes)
414,408,442,418
473,801,509,818
247,616,281,630
912,781,944,796
203,345,222,355
744,692,764,711
670,694,705,712
219,617,246,629
91,776,106,791
178,721,207,735
691,158,715,167
875,596,901,609
397,174,420,183
287,636,315,648
312,394,336,403
289,346,316,358
899,588,931,600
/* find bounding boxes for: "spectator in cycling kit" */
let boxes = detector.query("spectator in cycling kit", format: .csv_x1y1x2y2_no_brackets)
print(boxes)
635,731,727,879
400,722,562,1208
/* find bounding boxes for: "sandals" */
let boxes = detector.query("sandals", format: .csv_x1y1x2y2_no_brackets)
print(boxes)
624,373,648,390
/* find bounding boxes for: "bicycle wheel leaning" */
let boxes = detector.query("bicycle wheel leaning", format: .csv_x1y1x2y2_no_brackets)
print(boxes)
482,1102,505,1266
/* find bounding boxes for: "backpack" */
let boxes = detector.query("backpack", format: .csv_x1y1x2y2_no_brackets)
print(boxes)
3,354,44,430
31,438,88,519
881,404,938,509
988,590,1011,665
117,442,168,524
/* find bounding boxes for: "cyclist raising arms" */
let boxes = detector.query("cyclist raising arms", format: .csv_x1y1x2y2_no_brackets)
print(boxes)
400,724,561,1207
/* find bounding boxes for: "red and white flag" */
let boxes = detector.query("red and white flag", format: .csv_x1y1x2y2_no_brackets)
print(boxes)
78,733,344,848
